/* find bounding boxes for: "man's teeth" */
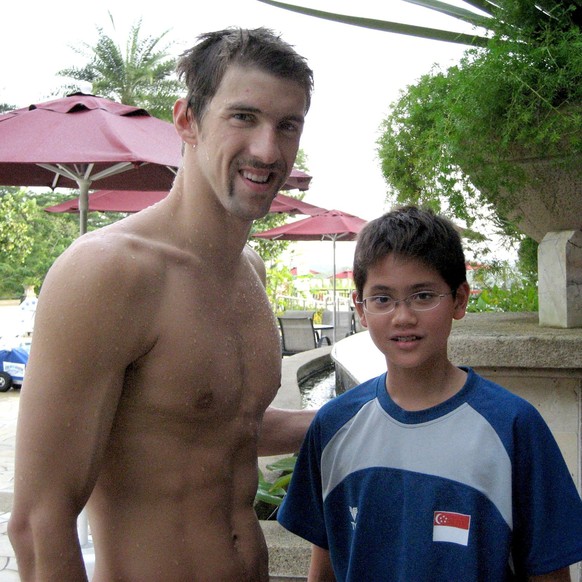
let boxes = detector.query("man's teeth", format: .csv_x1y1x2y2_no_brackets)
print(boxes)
394,336,419,342
242,171,269,183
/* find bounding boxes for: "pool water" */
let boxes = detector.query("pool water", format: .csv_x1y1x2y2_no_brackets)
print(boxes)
299,365,336,409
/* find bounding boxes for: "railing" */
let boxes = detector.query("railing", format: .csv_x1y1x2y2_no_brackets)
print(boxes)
273,294,354,317
274,295,325,313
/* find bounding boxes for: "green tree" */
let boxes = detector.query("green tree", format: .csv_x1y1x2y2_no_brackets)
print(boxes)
0,188,78,298
259,0,580,281
58,14,181,121
0,189,37,266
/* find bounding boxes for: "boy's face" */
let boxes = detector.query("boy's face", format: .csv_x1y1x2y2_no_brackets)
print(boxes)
353,254,469,373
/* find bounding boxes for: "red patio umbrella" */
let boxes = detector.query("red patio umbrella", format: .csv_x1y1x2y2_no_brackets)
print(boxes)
253,209,367,340
0,92,181,234
331,269,354,280
43,166,322,215
281,167,312,192
45,189,168,214
267,192,326,215
45,189,327,216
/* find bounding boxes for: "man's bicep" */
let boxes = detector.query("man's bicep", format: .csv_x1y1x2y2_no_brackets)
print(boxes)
15,251,142,503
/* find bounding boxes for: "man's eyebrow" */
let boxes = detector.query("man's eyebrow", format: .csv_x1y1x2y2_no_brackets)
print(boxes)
226,103,260,113
225,103,305,124
285,114,305,125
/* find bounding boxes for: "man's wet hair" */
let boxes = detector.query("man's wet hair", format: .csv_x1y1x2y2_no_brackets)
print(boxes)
353,206,467,298
177,27,314,123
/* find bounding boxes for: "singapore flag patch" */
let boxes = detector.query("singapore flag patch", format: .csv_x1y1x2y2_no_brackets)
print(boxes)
433,511,471,546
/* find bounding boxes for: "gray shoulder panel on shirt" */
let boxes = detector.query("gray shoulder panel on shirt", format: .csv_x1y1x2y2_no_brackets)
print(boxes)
320,399,513,528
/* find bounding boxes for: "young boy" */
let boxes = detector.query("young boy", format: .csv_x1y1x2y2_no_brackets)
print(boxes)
278,206,582,581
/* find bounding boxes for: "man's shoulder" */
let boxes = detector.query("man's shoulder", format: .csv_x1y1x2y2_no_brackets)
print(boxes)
244,244,266,273
43,221,172,314
61,219,169,271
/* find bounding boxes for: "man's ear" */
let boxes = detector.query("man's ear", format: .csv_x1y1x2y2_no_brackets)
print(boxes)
352,290,368,328
173,98,198,146
453,281,471,320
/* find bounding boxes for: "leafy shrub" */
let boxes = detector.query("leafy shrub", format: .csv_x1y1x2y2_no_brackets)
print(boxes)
254,456,296,520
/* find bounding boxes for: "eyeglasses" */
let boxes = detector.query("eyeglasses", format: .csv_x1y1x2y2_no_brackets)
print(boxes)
356,291,453,315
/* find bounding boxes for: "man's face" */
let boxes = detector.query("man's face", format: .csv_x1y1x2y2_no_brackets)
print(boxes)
192,65,307,221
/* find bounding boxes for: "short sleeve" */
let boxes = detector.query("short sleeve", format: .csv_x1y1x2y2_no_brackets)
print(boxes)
277,417,329,549
511,404,582,575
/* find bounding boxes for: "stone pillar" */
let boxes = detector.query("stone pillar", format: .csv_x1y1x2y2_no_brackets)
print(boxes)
538,230,582,328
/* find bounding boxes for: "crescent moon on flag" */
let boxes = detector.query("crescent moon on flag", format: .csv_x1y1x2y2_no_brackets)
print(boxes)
435,513,448,525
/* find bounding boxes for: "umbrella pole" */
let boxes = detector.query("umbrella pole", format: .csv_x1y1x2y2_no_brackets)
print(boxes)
332,238,337,344
78,179,91,236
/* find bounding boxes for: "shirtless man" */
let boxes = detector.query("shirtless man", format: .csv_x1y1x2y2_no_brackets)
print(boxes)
8,28,315,581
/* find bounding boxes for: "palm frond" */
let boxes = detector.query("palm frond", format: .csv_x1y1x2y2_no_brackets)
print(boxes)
257,0,491,46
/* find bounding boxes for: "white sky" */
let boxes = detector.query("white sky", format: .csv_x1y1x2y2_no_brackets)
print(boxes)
0,0,484,272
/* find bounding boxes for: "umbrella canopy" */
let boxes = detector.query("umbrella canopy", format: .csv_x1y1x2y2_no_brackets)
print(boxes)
253,209,366,242
43,165,319,216
0,92,181,234
45,189,327,216
282,167,312,191
331,269,354,280
45,189,168,214
253,209,367,341
268,192,326,215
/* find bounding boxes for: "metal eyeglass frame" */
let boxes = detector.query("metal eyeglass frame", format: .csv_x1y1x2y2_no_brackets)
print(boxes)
355,291,454,315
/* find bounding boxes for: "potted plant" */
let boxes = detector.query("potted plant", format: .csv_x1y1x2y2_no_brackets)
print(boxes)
376,0,582,242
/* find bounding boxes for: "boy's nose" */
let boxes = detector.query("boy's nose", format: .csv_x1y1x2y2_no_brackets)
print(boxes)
391,300,418,323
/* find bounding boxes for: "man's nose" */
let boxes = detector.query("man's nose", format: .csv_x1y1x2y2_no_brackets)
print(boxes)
249,125,281,164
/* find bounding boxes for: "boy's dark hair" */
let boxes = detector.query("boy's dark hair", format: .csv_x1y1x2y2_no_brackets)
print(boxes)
353,206,467,298
176,27,314,123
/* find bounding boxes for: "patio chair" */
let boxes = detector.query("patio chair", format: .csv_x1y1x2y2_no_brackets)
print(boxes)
278,316,331,356
321,309,358,342
281,310,316,319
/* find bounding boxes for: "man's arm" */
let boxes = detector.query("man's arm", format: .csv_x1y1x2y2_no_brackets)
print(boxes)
308,545,336,581
258,406,315,456
530,567,571,581
8,237,157,581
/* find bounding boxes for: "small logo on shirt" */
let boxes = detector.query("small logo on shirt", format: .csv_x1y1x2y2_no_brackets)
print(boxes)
433,511,471,546
349,506,358,530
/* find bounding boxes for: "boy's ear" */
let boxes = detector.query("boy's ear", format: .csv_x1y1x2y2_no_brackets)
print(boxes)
453,281,471,320
352,290,368,328
173,98,198,146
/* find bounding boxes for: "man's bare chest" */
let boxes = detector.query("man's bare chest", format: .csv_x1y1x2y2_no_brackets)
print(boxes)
121,267,282,424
